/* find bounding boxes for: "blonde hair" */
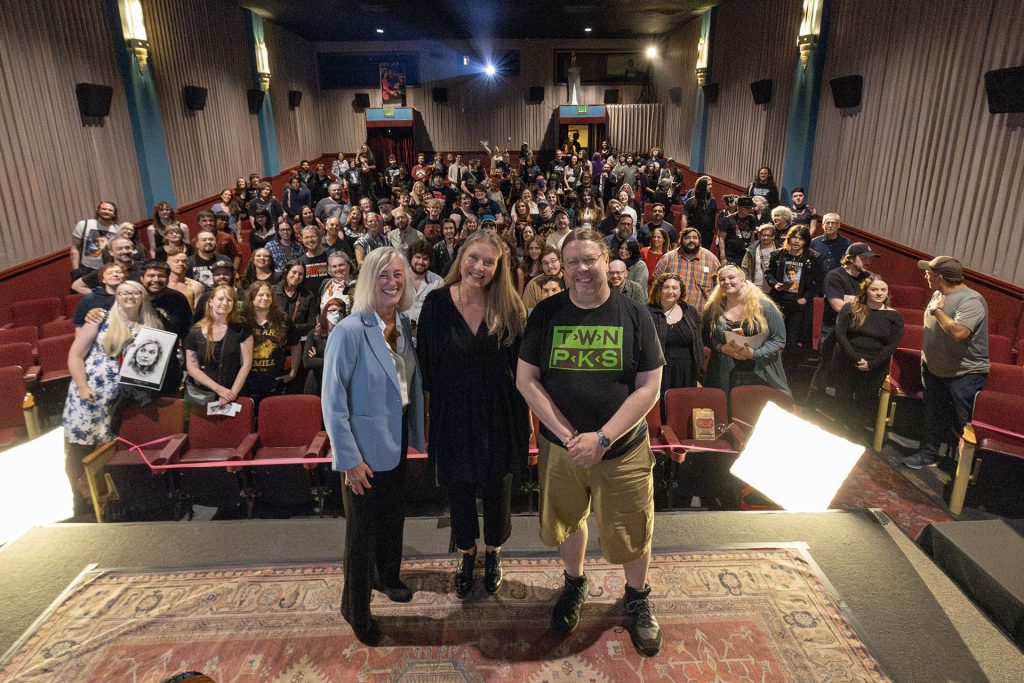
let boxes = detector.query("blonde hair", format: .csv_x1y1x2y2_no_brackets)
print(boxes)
195,284,243,362
443,231,526,347
351,247,414,314
102,281,162,356
702,264,772,335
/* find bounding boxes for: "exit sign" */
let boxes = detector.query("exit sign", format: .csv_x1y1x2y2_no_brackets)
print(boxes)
577,105,588,113
383,107,396,117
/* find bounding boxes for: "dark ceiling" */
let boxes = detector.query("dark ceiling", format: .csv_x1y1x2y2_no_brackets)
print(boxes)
237,1,716,42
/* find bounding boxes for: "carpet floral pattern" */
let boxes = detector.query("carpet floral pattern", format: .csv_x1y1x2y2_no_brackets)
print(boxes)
0,548,892,682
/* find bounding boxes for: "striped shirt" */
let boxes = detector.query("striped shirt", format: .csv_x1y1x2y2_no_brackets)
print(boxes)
653,247,721,314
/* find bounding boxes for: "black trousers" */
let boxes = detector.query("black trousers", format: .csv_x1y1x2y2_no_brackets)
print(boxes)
447,472,513,551
340,417,407,630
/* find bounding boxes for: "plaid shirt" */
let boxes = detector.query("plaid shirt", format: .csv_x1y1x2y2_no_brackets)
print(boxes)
653,247,721,314
266,239,303,274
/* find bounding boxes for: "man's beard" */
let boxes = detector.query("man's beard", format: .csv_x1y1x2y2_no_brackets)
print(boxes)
682,243,699,255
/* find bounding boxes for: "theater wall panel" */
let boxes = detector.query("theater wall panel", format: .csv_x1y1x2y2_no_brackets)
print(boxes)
607,105,665,156
0,0,145,270
703,0,803,187
809,0,1024,286
145,0,263,205
264,21,324,170
655,19,701,164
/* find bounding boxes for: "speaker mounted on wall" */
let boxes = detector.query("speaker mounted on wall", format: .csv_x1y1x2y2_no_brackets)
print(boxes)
288,90,302,109
603,89,619,104
702,83,719,104
247,89,265,114
528,86,544,104
829,75,863,109
984,66,1024,114
432,87,448,103
668,87,682,104
750,79,773,105
183,85,208,111
75,83,113,118
353,92,370,111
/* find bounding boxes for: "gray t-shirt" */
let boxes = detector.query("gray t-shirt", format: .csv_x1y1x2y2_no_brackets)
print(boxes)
922,286,989,377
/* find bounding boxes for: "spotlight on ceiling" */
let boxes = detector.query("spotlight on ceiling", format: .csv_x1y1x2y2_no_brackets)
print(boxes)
645,45,658,59
484,63,497,77
584,27,592,33
376,28,384,34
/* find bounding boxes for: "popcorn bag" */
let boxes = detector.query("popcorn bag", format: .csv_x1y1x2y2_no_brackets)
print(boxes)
692,408,716,440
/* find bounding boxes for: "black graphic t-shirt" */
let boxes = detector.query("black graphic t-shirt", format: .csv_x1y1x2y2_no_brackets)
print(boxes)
520,290,664,459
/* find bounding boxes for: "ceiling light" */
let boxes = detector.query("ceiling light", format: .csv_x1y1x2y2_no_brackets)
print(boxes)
645,45,658,59
484,63,497,77
584,27,592,33
376,28,384,34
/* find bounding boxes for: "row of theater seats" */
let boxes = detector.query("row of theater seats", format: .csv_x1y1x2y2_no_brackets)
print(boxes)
87,384,792,522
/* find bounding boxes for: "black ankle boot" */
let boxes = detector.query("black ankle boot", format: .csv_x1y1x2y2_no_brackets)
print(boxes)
484,550,502,594
455,552,475,598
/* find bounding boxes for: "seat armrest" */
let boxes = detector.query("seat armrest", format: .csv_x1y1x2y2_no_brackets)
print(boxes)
659,424,687,462
303,431,329,469
82,440,117,467
232,433,260,462
23,366,41,384
0,323,11,331
723,421,749,450
152,433,188,466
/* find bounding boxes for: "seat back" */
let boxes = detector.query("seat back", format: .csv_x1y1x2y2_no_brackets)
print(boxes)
888,348,923,396
10,297,63,330
257,395,322,447
899,325,924,351
889,285,931,309
972,390,1024,450
0,366,26,431
63,293,85,320
40,318,75,339
119,398,185,445
663,387,728,439
0,343,34,372
989,334,1014,365
728,385,794,425
645,400,662,433
894,307,923,327
0,326,39,351
983,363,1024,397
37,333,76,379
188,397,255,448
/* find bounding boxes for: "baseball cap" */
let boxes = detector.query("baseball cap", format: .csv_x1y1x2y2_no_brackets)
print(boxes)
846,242,880,258
536,200,550,209
479,218,497,230
736,196,754,209
917,255,964,281
211,262,234,273
551,207,568,219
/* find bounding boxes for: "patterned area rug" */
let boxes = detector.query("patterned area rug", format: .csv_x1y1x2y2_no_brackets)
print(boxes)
830,451,952,540
0,548,892,682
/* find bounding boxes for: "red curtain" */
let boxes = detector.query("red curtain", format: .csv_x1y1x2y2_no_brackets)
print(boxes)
367,129,414,170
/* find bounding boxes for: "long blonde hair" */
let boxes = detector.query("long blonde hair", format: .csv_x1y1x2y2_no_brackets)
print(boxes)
702,264,773,334
443,230,526,347
102,281,162,355
849,275,891,329
195,284,243,362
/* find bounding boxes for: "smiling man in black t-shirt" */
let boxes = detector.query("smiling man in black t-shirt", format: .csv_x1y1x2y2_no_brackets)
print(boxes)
517,228,665,657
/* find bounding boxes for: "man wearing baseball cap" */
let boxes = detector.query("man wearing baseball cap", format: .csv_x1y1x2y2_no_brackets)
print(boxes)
719,196,758,265
903,256,989,470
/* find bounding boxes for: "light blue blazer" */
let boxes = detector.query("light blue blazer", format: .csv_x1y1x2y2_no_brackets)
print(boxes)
322,308,425,473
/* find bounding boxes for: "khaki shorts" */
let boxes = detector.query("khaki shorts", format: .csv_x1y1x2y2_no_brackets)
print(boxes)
537,434,655,564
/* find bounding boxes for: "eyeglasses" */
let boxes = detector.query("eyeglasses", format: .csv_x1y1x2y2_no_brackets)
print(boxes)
564,257,601,270
117,290,143,299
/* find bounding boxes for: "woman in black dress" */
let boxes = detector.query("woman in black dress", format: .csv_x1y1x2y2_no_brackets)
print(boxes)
832,275,903,435
647,274,702,409
416,230,529,598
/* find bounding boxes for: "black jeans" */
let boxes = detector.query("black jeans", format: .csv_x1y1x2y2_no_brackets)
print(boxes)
920,364,987,457
447,473,513,551
340,415,408,630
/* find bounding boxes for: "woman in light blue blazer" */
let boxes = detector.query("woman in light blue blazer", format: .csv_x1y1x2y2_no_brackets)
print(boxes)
322,246,425,646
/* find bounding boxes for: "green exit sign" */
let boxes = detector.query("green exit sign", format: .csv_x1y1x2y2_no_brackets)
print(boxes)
577,105,588,114
383,107,396,117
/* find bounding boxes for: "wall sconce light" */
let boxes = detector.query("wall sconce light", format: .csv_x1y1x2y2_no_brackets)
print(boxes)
695,37,709,86
120,0,149,73
255,41,271,91
797,0,823,69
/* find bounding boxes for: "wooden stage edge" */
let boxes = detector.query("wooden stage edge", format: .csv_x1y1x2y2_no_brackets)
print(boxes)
0,510,1021,682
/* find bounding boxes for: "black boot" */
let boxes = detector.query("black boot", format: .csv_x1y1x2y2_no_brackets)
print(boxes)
455,551,475,598
551,571,587,634
484,550,503,594
624,584,662,656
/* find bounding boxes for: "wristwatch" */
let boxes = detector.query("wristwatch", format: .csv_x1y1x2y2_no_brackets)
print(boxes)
596,430,611,449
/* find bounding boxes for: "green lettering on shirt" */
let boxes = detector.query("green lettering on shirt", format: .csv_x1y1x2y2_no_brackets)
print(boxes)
550,326,622,370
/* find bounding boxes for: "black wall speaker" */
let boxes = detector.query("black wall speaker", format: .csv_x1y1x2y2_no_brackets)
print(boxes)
353,92,370,110
702,83,719,104
528,86,545,103
432,87,448,103
288,90,302,108
668,87,682,104
750,79,773,105
75,83,113,118
830,75,863,108
603,88,619,104
984,66,1024,114
183,85,208,111
247,89,265,114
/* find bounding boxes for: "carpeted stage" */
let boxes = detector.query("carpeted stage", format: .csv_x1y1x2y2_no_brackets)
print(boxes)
0,511,1021,682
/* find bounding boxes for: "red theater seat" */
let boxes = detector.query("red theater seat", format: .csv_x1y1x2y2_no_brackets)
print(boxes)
174,397,256,514
900,325,924,351
889,285,931,309
0,366,28,448
0,342,39,385
728,385,794,427
63,293,85,320
872,348,924,451
0,326,39,356
3,297,63,332
989,334,1014,365
40,318,75,339
246,395,327,513
951,391,1024,515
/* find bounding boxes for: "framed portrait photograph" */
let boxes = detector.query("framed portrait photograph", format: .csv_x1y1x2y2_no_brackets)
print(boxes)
118,327,177,390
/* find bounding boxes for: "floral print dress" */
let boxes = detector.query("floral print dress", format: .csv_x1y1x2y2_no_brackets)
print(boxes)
62,320,123,445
